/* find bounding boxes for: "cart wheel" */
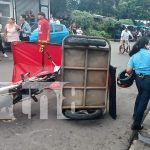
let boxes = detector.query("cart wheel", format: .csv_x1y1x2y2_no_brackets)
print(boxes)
63,109,103,120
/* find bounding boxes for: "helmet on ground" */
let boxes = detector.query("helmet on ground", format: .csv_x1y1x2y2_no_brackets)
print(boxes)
117,70,135,88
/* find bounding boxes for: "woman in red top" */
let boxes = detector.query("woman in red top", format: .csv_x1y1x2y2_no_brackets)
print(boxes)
37,12,50,42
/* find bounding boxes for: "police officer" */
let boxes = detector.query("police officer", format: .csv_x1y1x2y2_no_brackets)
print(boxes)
126,36,150,130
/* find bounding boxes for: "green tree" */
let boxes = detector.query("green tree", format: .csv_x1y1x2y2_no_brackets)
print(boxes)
50,0,150,22
66,0,79,11
78,0,100,13
71,10,94,29
117,0,150,20
50,0,67,17
78,0,116,16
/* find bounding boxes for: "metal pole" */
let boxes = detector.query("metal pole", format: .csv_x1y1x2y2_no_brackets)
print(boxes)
14,0,17,23
12,0,14,17
11,0,17,23
12,0,15,18
48,0,50,19
39,0,41,12
39,0,50,19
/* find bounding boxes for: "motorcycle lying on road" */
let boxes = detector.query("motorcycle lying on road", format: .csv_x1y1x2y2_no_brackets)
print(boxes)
0,51,60,111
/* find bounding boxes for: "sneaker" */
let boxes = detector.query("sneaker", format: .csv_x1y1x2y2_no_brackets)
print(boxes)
3,53,8,58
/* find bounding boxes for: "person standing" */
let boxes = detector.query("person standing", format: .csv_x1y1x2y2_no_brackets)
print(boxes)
126,36,150,130
69,22,77,34
0,24,8,58
76,27,83,35
28,10,35,26
19,14,31,41
4,17,20,51
37,12,50,42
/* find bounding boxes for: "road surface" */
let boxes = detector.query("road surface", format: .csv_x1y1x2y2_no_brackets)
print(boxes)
0,41,141,150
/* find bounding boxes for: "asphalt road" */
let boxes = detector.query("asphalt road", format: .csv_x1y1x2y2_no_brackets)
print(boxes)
0,41,137,150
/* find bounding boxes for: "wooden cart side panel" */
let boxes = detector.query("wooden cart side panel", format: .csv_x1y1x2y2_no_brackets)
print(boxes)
61,35,111,109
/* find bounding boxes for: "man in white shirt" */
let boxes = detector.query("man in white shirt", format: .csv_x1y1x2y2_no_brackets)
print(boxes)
119,27,133,53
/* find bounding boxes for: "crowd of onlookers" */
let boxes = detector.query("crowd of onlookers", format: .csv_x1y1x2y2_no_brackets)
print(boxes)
0,10,36,59
0,10,50,60
0,18,83,60
129,27,150,41
0,11,66,60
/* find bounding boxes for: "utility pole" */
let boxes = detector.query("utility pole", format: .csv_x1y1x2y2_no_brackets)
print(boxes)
39,0,50,19
12,0,17,22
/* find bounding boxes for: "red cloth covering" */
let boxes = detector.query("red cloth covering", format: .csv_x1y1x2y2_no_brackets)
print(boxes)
11,42,61,82
38,19,50,41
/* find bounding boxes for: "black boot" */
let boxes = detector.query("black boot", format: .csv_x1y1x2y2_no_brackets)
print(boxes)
131,124,143,130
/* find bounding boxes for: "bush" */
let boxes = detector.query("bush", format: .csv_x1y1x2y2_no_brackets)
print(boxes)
119,19,134,25
71,10,94,30
100,18,122,36
69,10,121,38
93,22,103,31
86,29,111,38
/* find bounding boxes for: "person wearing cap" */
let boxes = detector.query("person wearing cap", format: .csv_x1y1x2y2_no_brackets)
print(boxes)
126,36,150,130
37,12,50,42
119,27,133,53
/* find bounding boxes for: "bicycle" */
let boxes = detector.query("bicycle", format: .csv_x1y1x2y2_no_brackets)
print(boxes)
119,40,130,54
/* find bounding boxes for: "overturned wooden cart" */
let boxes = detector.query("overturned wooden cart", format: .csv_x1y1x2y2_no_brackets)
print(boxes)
61,35,116,119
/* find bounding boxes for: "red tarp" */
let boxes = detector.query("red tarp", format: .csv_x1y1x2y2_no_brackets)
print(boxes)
12,42,61,82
